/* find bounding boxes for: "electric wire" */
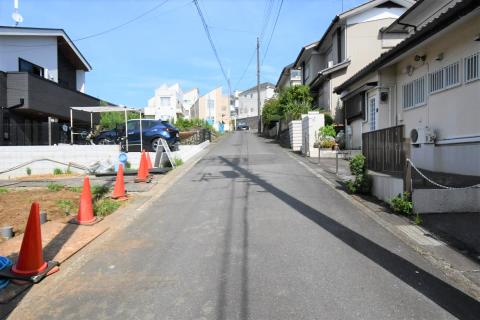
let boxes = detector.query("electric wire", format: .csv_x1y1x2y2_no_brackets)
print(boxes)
192,0,231,94
262,0,284,65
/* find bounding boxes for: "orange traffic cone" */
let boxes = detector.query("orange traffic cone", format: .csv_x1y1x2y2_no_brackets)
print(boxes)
145,150,153,170
112,164,127,200
75,176,97,225
12,203,47,276
135,151,150,183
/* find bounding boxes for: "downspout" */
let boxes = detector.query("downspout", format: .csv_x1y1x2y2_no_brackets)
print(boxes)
6,98,24,110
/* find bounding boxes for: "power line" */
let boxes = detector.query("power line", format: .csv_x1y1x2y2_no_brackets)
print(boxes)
192,0,231,94
0,0,172,50
233,0,276,90
261,0,284,65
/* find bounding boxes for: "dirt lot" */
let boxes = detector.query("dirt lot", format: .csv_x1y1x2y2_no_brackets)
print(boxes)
0,188,80,240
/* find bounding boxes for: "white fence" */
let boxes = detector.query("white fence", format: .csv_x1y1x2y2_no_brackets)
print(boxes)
0,145,120,179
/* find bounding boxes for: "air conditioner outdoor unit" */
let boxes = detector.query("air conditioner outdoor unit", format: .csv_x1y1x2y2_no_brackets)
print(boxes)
410,127,436,144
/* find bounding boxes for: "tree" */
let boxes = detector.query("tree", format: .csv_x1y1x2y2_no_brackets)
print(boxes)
100,111,139,129
278,85,313,121
262,98,282,126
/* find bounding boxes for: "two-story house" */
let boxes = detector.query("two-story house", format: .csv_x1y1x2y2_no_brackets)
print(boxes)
182,88,199,119
290,0,413,123
0,26,103,145
144,83,184,122
275,63,302,92
191,87,231,131
335,0,480,187
237,82,275,129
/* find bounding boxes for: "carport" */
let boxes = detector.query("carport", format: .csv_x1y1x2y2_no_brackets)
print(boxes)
69,106,144,151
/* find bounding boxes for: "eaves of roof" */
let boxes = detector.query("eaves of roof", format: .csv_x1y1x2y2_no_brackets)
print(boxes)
334,0,477,94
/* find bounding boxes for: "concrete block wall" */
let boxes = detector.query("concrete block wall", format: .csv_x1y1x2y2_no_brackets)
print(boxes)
289,121,302,152
369,172,403,203
0,145,120,179
413,189,480,213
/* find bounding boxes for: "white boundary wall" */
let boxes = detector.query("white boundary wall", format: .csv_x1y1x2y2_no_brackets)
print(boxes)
0,145,120,179
289,121,302,152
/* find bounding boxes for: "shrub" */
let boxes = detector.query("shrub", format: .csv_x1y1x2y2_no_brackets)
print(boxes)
125,161,131,169
319,125,336,139
346,154,371,195
390,192,413,216
320,137,336,149
47,183,64,192
349,154,366,176
324,113,333,126
26,167,32,176
0,187,9,193
94,199,121,217
53,168,63,175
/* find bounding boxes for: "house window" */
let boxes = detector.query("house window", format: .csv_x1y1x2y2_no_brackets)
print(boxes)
368,97,376,131
445,61,460,88
464,52,479,83
429,61,460,93
305,60,311,82
403,76,426,109
207,99,215,117
19,58,44,77
159,97,171,107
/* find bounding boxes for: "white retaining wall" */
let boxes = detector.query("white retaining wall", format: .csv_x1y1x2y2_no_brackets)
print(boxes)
289,121,302,152
370,172,403,203
301,112,324,157
413,189,480,213
0,145,120,179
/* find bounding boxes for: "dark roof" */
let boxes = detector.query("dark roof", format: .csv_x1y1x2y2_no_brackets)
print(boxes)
241,82,275,95
275,63,294,87
334,0,477,94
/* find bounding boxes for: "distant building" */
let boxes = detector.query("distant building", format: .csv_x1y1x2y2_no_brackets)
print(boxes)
182,88,199,119
275,63,302,92
144,83,184,122
191,87,231,131
237,82,275,119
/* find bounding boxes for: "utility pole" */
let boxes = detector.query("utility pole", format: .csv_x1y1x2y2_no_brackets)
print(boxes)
256,37,261,134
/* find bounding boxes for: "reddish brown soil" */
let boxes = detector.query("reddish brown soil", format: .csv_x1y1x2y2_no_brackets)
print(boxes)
0,188,80,241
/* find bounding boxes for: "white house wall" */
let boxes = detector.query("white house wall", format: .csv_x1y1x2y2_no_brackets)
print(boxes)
0,36,58,82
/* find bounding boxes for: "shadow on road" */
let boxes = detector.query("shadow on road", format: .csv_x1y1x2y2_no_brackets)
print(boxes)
219,155,480,320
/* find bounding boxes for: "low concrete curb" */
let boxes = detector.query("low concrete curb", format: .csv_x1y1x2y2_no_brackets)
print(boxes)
286,150,480,301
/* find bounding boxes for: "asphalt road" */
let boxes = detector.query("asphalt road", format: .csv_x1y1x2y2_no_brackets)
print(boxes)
8,132,480,319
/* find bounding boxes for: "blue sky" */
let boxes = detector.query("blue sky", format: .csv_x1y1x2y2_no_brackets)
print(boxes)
0,0,366,107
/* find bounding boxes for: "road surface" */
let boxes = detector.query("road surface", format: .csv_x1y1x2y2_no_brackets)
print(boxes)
8,132,480,319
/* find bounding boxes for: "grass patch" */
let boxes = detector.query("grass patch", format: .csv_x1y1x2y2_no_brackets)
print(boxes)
53,168,63,175
26,167,32,176
0,187,9,193
94,199,121,217
47,183,64,192
174,157,183,167
57,199,74,215
67,186,82,193
91,184,110,200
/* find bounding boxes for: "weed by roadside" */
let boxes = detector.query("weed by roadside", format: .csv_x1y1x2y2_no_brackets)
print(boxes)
67,186,82,192
91,185,110,200
57,199,75,215
26,167,32,176
47,183,65,192
64,168,72,174
174,157,184,166
389,192,413,216
94,199,121,217
53,168,63,175
0,187,8,193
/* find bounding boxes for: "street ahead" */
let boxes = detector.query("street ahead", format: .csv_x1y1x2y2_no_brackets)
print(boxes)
9,132,480,319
